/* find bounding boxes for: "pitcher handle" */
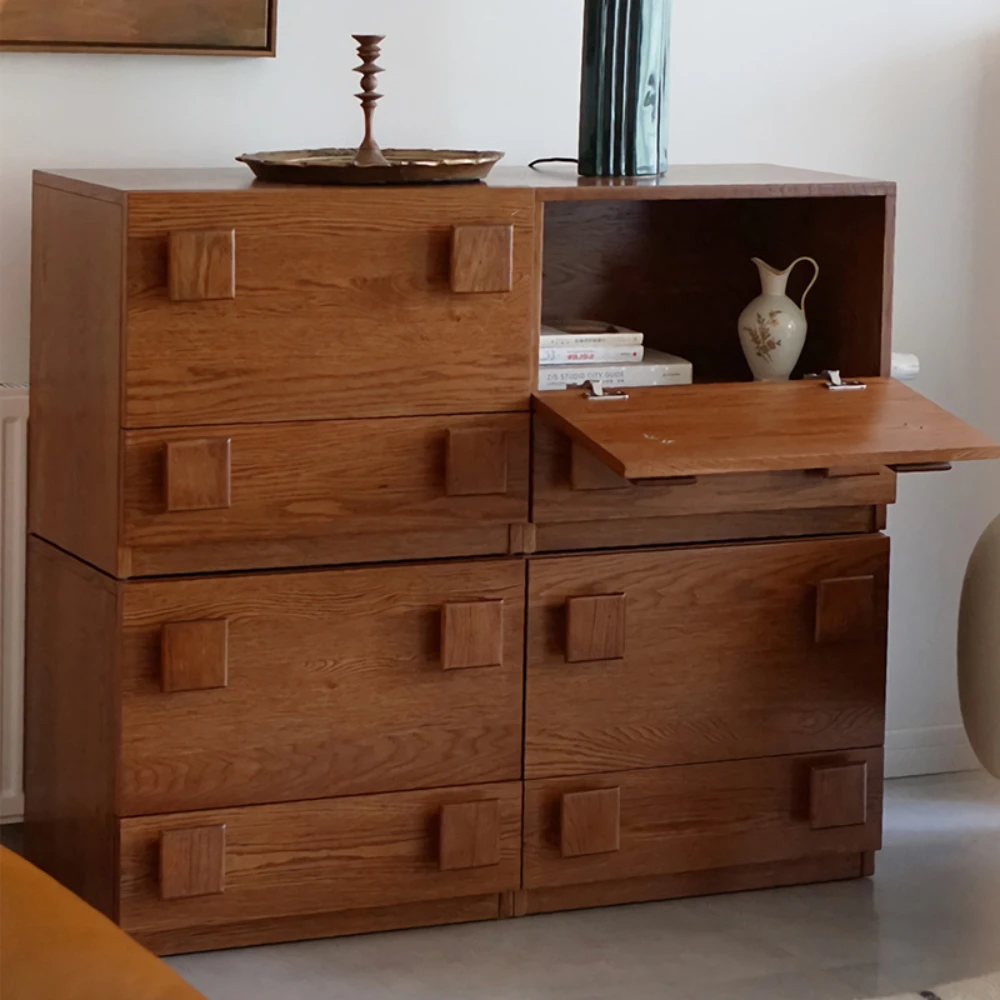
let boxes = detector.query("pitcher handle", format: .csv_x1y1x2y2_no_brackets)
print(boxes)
789,257,820,321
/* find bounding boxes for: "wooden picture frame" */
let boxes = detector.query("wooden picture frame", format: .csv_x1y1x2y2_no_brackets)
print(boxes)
0,0,277,56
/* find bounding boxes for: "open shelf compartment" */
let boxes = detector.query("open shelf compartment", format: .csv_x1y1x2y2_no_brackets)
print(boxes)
540,195,894,384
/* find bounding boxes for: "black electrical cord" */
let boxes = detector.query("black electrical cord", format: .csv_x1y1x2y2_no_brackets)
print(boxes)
528,157,579,169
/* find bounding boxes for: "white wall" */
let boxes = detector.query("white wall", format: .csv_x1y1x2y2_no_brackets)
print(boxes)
1,0,998,776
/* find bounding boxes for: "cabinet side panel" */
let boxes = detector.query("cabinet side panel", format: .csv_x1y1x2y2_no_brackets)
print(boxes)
879,193,897,377
29,183,122,574
24,538,120,918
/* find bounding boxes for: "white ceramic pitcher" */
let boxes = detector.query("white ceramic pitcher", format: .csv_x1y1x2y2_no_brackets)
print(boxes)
738,256,820,381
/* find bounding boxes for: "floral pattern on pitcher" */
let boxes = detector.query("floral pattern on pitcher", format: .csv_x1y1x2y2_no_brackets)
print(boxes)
743,310,785,363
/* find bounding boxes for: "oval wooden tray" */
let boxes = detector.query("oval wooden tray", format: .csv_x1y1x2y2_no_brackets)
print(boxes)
237,148,505,185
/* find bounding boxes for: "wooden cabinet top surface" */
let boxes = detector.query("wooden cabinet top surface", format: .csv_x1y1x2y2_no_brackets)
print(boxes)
33,163,894,205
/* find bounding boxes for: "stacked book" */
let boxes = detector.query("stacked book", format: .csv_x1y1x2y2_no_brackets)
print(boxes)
538,320,693,392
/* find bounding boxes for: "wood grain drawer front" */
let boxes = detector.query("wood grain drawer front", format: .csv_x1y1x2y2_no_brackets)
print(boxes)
122,414,529,569
124,188,535,427
119,782,522,938
523,750,883,890
118,560,525,815
532,422,897,524
526,535,889,778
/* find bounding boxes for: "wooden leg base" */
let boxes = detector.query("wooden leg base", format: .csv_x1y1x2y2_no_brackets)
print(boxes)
514,853,869,917
133,894,502,956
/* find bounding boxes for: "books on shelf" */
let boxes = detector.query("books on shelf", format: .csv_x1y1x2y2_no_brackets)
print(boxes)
538,349,694,392
541,344,645,364
540,319,644,363
537,319,692,391
539,321,643,349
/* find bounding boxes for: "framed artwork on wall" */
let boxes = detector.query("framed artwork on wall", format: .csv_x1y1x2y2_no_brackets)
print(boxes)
0,0,276,55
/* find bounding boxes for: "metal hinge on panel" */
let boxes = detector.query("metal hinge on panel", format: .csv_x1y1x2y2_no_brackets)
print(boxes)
570,380,630,401
804,370,867,391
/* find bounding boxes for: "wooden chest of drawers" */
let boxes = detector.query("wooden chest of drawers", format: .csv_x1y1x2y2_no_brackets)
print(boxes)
25,165,999,955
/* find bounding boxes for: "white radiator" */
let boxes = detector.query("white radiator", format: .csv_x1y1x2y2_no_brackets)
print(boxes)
1,383,27,823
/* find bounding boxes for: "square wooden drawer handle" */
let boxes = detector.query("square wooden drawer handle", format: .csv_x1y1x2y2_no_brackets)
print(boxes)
159,825,227,900
450,225,513,294
441,600,504,670
439,800,501,871
810,763,868,830
815,575,876,644
168,229,236,302
164,438,232,513
566,593,626,663
561,787,621,857
161,619,229,693
445,428,508,497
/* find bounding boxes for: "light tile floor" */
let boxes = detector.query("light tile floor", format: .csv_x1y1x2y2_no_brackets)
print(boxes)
169,771,1000,1000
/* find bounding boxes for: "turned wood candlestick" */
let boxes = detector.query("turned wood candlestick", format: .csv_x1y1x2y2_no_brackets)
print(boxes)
352,34,390,168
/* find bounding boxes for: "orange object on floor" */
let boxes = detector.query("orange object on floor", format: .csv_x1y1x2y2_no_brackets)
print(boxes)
0,846,205,1000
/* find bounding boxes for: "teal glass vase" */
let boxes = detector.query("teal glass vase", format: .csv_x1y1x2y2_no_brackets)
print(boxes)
578,0,672,177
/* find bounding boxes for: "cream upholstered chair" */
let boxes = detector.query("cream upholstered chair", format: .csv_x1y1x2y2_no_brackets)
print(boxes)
959,513,1000,779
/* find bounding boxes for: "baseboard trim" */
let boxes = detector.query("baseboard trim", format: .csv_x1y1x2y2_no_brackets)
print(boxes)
885,725,980,778
0,791,24,824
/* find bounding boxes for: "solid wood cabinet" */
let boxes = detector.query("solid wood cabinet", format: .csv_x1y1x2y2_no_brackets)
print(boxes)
121,413,530,576
534,379,997,480
118,558,525,814
124,187,536,427
25,165,999,954
532,421,899,525
119,781,523,953
523,750,883,891
525,535,890,778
